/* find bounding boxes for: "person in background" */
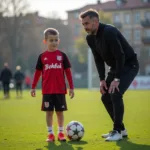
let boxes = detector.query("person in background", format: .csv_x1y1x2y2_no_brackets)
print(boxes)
0,62,12,99
14,65,25,98
25,75,31,89
30,28,74,142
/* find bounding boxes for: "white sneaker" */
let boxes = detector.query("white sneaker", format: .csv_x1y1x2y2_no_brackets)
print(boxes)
121,129,128,137
105,130,122,141
102,129,128,138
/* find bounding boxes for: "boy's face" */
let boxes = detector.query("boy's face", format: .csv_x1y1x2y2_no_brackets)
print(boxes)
46,34,59,50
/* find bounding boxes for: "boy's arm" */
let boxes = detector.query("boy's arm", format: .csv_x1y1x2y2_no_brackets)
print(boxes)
62,52,74,98
31,69,41,89
31,54,43,97
64,68,74,90
65,68,74,99
31,70,41,97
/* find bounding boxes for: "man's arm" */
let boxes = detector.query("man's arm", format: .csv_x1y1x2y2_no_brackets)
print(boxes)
105,29,125,79
86,35,105,81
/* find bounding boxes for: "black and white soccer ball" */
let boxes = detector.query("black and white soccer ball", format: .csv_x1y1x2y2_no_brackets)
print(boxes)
66,121,84,141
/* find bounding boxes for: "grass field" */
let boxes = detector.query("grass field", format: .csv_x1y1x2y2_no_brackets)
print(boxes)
0,89,150,150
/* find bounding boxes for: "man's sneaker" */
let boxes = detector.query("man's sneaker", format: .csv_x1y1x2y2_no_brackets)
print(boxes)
105,130,122,141
58,132,66,141
121,129,128,137
46,134,55,142
102,129,128,138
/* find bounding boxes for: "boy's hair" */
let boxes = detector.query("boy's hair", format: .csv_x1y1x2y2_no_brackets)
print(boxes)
44,28,59,40
79,9,99,20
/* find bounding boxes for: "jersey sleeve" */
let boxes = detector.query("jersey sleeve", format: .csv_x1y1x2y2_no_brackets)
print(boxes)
62,53,71,69
36,54,43,70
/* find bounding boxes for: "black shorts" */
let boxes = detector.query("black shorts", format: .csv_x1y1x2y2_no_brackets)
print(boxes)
41,94,67,111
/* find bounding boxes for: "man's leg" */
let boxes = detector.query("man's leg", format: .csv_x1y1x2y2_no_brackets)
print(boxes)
106,63,139,141
101,72,114,121
101,72,125,139
112,64,139,132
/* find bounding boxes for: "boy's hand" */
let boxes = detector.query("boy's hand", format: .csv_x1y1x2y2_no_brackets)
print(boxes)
31,89,36,97
69,89,74,99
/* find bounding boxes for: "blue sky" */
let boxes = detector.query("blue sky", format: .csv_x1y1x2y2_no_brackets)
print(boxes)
28,0,109,19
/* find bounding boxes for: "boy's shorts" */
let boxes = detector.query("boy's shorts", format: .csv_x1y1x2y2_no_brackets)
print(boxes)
41,94,67,111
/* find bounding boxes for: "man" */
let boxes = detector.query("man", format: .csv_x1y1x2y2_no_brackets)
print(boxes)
0,62,12,99
14,65,25,98
79,9,139,141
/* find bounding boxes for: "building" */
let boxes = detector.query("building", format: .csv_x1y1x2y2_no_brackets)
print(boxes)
67,0,150,75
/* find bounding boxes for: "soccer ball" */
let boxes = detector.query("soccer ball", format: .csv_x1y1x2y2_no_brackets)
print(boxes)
66,121,84,141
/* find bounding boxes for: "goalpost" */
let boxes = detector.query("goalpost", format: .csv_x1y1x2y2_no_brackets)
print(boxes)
87,48,109,90
88,48,99,90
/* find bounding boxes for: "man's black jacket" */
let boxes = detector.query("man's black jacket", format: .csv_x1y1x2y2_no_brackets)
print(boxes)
86,23,137,81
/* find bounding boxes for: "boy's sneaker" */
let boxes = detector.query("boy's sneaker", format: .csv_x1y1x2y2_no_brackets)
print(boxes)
102,129,128,138
58,132,66,141
46,134,55,142
105,130,122,141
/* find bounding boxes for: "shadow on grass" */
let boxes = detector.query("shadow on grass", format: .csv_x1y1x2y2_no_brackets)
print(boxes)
44,140,88,150
68,140,88,145
116,138,150,150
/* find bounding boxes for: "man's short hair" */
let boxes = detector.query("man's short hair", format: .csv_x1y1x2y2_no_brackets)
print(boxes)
44,28,59,40
79,9,99,20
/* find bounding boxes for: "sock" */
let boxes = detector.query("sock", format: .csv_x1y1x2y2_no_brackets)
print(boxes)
58,126,64,133
47,127,53,134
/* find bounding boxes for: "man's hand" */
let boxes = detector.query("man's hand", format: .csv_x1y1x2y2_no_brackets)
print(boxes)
31,89,36,97
109,80,120,94
100,80,108,94
69,89,74,99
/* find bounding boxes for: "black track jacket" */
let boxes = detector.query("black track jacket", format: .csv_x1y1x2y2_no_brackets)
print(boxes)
86,23,137,81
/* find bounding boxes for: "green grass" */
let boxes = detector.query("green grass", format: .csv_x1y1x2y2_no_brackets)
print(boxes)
0,89,150,150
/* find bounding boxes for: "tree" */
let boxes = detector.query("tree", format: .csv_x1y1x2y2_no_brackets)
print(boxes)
0,0,29,69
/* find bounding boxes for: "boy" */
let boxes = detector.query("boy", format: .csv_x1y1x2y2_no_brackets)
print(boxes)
31,28,74,142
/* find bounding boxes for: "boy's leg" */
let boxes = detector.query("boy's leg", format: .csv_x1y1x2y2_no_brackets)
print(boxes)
54,94,67,141
56,111,64,132
46,111,54,134
42,94,55,142
56,111,66,141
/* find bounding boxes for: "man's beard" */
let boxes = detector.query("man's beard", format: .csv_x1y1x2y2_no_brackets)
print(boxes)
88,29,96,35
88,25,96,35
